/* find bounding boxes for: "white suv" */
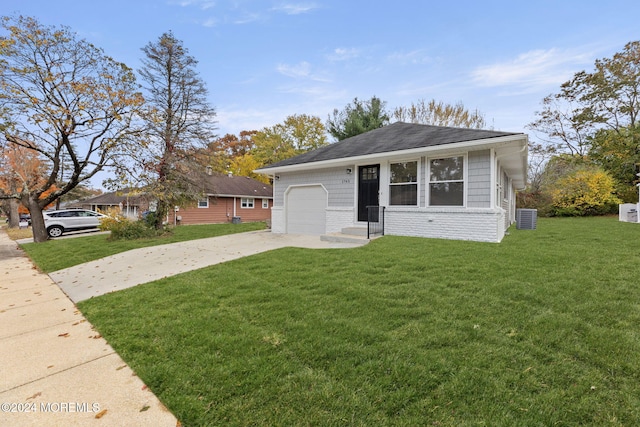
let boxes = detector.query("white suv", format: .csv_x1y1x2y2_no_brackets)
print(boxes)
43,209,107,238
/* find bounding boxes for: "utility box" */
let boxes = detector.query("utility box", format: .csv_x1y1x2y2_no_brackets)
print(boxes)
232,216,241,224
516,209,537,230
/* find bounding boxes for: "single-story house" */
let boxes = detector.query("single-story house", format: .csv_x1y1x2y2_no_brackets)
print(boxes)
255,122,528,243
71,190,148,218
168,173,273,225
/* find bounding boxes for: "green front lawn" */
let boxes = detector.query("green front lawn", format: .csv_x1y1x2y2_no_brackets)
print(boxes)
78,217,640,426
20,222,266,272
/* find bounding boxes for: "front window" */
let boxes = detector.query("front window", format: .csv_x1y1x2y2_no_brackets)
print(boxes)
198,197,208,208
429,156,464,206
262,199,269,209
389,161,418,205
241,198,254,208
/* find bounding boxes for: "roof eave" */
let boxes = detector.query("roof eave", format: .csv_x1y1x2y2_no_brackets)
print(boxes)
255,134,527,174
207,193,273,198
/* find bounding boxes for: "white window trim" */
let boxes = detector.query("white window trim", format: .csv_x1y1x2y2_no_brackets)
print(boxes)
241,198,255,209
262,198,269,209
388,159,420,207
426,154,467,207
198,197,209,208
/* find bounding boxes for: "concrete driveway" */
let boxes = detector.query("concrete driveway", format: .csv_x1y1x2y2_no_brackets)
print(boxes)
49,230,367,303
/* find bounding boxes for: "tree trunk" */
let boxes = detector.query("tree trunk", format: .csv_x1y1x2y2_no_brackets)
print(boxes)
5,199,20,228
27,196,49,243
154,200,167,230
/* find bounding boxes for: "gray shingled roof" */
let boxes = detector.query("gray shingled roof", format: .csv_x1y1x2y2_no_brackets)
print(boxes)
77,190,143,206
75,176,272,207
204,174,272,198
259,122,521,170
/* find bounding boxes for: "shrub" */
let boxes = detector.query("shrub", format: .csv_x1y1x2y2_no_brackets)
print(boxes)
107,219,163,240
549,166,621,216
98,207,127,231
516,189,554,217
98,208,167,240
142,211,158,228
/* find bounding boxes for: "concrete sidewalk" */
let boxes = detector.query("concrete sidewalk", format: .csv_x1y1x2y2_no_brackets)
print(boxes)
0,231,178,427
50,230,366,303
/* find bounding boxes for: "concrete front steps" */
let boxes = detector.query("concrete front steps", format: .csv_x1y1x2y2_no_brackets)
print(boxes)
320,227,381,244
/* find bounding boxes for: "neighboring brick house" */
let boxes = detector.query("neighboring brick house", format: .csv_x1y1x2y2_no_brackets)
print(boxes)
168,174,273,225
72,190,148,218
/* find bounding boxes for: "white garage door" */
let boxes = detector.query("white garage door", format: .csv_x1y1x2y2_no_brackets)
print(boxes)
286,185,327,235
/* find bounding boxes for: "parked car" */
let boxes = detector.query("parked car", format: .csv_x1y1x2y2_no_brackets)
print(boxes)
43,209,107,238
19,213,32,225
5,213,32,226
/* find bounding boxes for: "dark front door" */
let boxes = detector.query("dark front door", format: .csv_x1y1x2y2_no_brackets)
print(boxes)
358,165,380,222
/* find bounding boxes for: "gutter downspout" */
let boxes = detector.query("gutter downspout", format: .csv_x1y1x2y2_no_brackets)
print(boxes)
495,143,528,191
495,143,528,228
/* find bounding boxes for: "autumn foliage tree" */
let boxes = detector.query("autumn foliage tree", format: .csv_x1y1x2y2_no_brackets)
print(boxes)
0,143,45,227
588,126,640,202
203,131,257,176
253,114,328,166
548,164,621,216
529,41,640,204
0,16,144,241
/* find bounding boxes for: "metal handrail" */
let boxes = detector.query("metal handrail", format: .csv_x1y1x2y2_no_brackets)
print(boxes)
366,205,385,239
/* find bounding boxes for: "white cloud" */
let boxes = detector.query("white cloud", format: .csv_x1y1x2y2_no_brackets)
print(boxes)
170,0,216,10
327,47,360,61
276,61,330,82
201,17,218,27
216,108,278,134
277,61,312,78
471,48,594,92
277,83,343,100
387,49,433,65
272,3,318,15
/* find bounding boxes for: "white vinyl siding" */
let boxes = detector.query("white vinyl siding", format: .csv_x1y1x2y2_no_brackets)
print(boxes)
273,167,354,207
467,150,491,208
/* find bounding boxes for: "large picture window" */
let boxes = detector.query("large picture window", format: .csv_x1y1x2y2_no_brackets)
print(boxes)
389,161,418,205
429,156,464,206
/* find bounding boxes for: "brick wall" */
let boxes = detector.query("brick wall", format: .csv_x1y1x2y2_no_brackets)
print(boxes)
384,207,504,242
168,196,272,225
326,207,355,233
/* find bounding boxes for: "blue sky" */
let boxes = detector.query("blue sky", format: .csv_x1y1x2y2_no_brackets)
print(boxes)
5,0,640,140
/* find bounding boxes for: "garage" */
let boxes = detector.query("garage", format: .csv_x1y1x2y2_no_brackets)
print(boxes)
285,185,327,234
